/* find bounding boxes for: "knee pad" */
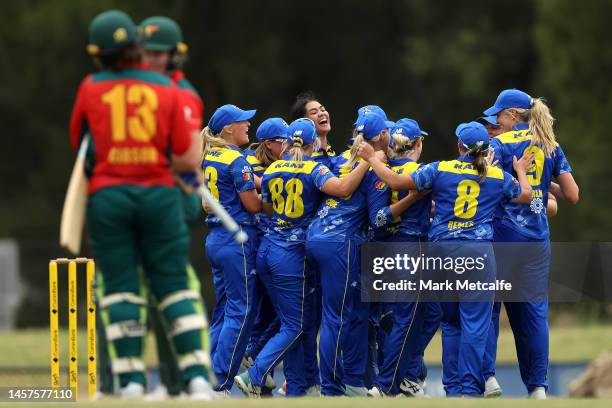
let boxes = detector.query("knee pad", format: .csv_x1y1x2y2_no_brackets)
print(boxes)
178,349,211,371
100,292,147,341
100,292,147,375
158,290,208,338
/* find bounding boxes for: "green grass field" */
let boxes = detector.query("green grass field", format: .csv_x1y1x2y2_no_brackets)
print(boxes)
1,324,610,368
0,325,610,405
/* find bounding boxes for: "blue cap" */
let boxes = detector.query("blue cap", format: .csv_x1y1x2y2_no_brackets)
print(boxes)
355,113,387,141
208,104,256,134
287,118,317,146
255,118,289,142
476,116,499,126
391,118,428,141
483,89,533,116
354,105,394,128
455,122,489,150
357,104,387,119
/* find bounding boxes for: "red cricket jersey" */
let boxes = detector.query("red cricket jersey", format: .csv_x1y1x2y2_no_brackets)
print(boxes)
69,68,192,193
171,70,204,134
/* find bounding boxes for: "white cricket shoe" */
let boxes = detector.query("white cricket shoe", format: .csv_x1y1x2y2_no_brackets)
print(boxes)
399,378,425,397
367,386,385,397
188,376,213,400
528,387,547,399
120,382,145,400
484,376,503,398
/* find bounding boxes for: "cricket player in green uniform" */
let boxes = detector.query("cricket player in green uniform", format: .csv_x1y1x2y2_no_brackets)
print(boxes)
70,10,211,400
141,15,213,398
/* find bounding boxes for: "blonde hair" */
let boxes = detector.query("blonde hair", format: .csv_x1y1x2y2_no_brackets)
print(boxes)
287,137,305,161
511,97,556,157
343,130,380,169
247,142,277,166
201,126,229,162
388,134,421,159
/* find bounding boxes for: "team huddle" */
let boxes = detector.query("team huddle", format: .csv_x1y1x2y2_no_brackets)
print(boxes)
71,10,579,400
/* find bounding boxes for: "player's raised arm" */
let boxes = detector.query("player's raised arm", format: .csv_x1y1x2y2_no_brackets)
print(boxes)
320,160,369,197
358,141,417,190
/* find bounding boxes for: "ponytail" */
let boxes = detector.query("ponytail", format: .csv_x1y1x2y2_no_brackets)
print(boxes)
511,98,556,157
247,142,277,166
472,153,488,182
201,126,229,160
528,98,556,157
463,145,488,182
344,131,379,169
287,137,305,161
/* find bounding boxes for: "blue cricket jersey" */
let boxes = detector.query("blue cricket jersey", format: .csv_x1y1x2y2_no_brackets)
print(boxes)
311,144,336,168
261,156,334,248
307,150,393,243
412,157,522,242
490,124,573,240
244,148,270,235
388,158,432,238
201,145,257,228
244,148,266,177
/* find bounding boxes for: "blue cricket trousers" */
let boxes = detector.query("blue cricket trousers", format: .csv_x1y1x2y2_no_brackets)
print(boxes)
206,226,258,391
248,239,311,396
484,222,550,392
440,241,495,397
306,239,369,395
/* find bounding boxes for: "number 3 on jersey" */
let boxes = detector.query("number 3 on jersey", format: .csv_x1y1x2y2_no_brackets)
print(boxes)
204,167,219,201
454,179,480,219
269,178,304,218
102,84,159,142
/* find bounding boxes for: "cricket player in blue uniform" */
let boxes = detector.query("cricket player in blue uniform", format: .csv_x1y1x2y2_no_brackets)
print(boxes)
290,92,336,168
234,118,370,397
240,119,288,392
359,121,533,397
307,112,414,396
482,89,579,399
202,104,262,393
366,118,440,397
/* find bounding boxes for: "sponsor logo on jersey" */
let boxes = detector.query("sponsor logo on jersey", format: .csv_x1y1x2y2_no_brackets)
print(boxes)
374,180,387,190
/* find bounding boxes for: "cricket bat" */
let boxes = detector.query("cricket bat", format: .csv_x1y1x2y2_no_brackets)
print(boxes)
60,136,89,255
196,183,248,243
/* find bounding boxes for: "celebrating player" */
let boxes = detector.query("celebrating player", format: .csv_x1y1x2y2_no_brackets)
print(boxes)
483,89,579,399
307,112,413,396
241,118,289,394
201,104,261,395
358,121,533,397
235,118,370,397
291,91,336,167
366,118,440,397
